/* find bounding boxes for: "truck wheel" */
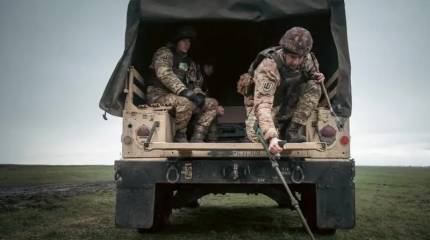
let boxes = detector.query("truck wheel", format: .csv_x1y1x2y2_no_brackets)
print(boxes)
137,186,172,233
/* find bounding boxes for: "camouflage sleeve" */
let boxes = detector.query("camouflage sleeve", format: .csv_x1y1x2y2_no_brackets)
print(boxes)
301,52,320,80
188,62,205,95
152,47,187,95
253,58,281,140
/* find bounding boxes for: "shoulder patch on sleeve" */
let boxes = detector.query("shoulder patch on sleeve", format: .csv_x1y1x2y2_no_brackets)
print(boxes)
153,47,174,68
262,80,275,93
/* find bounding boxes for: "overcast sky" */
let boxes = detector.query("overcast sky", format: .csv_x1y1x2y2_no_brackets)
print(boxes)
0,0,429,166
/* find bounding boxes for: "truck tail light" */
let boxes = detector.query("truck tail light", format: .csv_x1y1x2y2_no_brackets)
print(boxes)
340,136,350,145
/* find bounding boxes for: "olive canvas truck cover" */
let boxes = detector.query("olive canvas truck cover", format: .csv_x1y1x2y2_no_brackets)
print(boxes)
99,0,351,118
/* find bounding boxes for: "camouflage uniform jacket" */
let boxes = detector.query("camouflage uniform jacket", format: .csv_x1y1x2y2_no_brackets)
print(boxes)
150,46,205,96
254,49,320,140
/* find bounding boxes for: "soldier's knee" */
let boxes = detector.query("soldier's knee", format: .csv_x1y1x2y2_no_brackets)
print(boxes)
204,98,218,110
307,81,322,95
175,96,195,112
311,80,321,89
177,95,194,106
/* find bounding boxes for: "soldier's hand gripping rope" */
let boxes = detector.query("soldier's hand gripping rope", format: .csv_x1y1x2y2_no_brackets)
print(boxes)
254,124,316,240
310,56,342,128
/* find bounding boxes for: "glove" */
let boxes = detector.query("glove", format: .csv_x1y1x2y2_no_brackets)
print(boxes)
193,93,206,109
178,89,194,99
178,89,205,108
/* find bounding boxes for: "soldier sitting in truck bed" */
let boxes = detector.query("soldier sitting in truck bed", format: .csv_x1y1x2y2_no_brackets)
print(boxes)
241,27,325,153
200,58,225,141
146,26,219,142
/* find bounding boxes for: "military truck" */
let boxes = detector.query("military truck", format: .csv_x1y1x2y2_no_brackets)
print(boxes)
100,0,354,235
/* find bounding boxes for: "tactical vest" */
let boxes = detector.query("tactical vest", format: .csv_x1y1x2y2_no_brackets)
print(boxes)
149,46,192,90
248,47,303,107
171,47,192,85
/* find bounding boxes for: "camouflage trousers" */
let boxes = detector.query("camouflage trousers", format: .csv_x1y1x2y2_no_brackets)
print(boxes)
245,80,322,142
206,117,219,142
147,87,218,131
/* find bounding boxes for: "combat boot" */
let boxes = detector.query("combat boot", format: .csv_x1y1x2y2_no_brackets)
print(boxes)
174,129,188,143
190,125,207,143
286,122,306,143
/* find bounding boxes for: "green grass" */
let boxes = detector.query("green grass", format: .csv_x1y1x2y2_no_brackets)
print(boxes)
0,165,113,187
0,166,429,240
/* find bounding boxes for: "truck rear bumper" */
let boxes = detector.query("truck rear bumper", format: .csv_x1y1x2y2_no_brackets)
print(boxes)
114,159,355,230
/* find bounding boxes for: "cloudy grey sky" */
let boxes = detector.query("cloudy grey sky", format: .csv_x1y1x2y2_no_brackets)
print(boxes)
0,0,429,165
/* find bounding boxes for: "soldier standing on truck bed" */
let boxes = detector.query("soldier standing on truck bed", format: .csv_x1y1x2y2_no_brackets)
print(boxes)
239,27,325,153
146,26,219,142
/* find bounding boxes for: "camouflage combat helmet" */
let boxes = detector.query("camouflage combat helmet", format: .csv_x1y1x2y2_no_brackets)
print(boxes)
279,27,313,56
171,26,197,43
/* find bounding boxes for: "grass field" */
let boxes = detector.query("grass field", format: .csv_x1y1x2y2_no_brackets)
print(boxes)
0,165,429,240
0,165,113,187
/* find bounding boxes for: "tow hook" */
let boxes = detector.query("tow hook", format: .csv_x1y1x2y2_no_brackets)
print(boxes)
291,165,305,184
166,165,180,183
